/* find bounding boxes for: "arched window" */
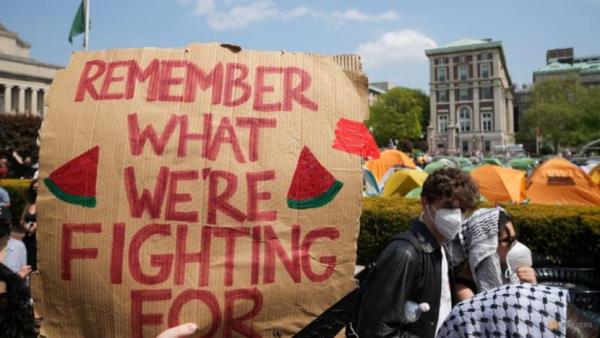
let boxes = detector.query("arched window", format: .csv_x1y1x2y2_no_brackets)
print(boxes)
459,107,471,132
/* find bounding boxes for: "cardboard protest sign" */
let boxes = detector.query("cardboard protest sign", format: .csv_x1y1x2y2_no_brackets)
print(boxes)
38,43,368,337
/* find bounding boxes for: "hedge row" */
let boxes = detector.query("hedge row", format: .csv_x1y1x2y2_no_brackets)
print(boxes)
2,180,599,268
359,197,600,268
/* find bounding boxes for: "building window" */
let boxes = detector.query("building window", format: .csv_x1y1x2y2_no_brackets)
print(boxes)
437,67,447,82
480,53,493,60
458,66,468,81
480,63,490,78
482,112,493,131
458,88,470,101
462,140,469,153
438,114,449,133
485,140,491,152
481,87,493,100
459,107,471,132
438,90,449,102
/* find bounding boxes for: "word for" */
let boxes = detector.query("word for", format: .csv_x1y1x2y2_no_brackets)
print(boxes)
131,286,262,338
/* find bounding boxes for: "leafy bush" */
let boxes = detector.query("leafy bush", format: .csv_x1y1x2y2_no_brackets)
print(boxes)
358,197,600,268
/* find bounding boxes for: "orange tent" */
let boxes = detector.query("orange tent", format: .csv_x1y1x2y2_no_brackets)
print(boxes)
526,157,600,206
470,165,526,203
365,149,416,182
590,164,600,185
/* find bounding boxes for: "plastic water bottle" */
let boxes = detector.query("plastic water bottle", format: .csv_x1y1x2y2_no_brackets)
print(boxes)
402,301,430,324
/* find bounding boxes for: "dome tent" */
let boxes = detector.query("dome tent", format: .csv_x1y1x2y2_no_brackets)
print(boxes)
526,157,600,206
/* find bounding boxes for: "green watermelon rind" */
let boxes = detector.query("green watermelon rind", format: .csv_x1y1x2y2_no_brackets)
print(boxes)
44,177,96,208
287,180,343,210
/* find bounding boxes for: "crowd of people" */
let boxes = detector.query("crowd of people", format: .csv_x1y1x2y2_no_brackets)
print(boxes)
0,165,598,337
0,150,38,180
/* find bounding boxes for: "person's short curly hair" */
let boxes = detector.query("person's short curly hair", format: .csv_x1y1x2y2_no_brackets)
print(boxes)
421,167,479,213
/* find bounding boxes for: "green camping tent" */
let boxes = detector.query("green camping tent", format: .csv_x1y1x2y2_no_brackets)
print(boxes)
424,159,456,174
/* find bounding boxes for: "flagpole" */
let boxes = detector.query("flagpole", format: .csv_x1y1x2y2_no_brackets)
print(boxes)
84,0,90,50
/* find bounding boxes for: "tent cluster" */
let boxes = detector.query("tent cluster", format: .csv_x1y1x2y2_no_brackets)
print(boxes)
364,151,600,207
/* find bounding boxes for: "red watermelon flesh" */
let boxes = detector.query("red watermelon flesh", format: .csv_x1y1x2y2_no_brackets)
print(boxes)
44,146,99,207
287,146,343,209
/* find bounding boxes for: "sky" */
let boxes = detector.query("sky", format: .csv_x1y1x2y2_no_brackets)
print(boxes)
2,0,600,91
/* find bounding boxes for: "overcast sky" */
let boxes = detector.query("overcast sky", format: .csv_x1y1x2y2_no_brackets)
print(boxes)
3,0,600,91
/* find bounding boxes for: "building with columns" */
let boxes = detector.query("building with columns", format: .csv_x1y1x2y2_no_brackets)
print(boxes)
0,23,61,117
425,39,514,156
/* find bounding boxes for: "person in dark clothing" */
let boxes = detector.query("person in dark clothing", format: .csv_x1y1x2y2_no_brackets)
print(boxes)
356,168,480,338
19,179,37,271
0,263,37,338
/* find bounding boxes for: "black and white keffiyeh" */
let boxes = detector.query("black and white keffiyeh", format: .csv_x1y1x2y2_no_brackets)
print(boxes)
437,284,568,338
449,208,505,291
460,207,502,246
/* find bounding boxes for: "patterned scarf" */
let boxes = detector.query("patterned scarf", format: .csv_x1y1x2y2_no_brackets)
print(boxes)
449,207,504,291
437,284,568,337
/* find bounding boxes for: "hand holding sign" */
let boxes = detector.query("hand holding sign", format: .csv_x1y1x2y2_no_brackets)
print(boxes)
156,323,199,338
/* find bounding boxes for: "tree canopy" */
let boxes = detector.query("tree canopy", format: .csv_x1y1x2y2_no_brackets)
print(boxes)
519,77,600,152
366,87,429,147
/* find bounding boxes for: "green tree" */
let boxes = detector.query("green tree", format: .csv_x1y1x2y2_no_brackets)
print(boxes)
366,87,428,147
578,85,600,142
520,77,593,152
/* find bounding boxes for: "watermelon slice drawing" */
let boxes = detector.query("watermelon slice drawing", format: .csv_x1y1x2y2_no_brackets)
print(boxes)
287,146,343,209
44,146,99,208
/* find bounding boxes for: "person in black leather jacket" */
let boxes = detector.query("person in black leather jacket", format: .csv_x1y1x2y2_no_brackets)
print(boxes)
356,168,480,338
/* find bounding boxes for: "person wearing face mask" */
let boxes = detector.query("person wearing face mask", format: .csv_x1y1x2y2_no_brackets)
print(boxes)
451,209,536,301
497,211,536,285
355,168,480,338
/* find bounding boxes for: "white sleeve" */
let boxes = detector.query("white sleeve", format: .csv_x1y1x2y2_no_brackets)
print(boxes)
5,239,28,273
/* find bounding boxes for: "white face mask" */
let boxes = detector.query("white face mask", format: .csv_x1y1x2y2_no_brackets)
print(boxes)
505,241,532,283
428,205,463,239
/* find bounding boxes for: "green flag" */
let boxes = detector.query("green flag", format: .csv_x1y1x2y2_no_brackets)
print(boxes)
68,0,85,44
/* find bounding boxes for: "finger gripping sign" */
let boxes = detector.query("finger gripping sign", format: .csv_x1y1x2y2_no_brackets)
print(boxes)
38,43,368,338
